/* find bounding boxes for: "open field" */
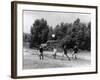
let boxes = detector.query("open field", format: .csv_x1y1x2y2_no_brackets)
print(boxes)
23,48,91,69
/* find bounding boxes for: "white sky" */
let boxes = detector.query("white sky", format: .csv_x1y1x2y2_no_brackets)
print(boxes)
23,10,91,33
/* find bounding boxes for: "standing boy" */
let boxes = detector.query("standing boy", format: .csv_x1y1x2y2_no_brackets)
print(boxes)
63,45,70,60
39,45,44,60
53,47,57,59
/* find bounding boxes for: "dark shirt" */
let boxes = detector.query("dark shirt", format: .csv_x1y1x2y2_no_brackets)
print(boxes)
63,45,67,54
39,47,43,53
73,46,78,53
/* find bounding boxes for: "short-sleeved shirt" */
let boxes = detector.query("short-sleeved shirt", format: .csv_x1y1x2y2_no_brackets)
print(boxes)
54,48,57,53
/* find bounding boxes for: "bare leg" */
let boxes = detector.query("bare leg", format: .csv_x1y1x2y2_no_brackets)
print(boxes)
53,53,56,59
75,54,77,59
72,51,75,59
41,53,43,60
72,52,77,59
61,52,64,60
72,54,74,59
39,54,41,60
39,53,43,60
65,54,70,60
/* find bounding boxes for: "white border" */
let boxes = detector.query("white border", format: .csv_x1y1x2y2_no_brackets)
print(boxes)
17,3,96,76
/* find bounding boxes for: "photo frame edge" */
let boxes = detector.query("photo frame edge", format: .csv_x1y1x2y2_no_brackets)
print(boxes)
11,1,98,79
11,1,17,78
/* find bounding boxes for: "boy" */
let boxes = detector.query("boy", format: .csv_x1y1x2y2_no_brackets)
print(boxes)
53,47,57,59
72,45,78,59
39,45,44,60
63,45,70,60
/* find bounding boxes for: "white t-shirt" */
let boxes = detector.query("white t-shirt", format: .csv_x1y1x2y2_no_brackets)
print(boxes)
54,48,57,53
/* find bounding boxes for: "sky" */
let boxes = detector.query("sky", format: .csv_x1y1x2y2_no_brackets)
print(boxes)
23,10,91,33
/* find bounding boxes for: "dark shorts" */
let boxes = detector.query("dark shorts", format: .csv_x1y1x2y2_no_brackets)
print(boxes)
74,51,77,54
40,52,43,56
64,51,67,55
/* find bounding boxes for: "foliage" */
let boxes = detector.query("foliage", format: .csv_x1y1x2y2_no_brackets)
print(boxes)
27,18,91,51
53,18,91,50
23,33,31,42
29,18,49,48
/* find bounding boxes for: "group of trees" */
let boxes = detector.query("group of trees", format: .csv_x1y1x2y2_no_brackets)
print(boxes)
23,33,31,42
29,19,49,48
53,18,91,50
24,18,91,51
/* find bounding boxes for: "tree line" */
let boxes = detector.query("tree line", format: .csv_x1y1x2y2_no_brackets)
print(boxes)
23,18,91,51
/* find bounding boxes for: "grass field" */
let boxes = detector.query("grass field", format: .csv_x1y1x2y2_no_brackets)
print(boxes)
23,48,91,69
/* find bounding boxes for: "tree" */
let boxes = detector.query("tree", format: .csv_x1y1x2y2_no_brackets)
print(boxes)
47,27,53,40
23,33,31,42
54,23,69,40
30,18,49,48
84,22,91,51
70,18,81,47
